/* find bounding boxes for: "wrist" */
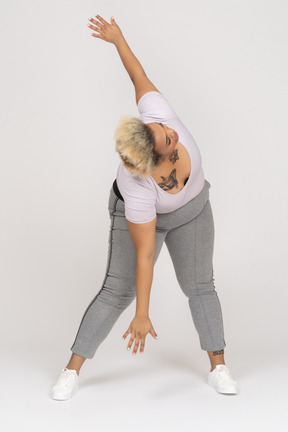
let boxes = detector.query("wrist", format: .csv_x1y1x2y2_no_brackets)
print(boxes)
135,311,149,318
114,33,125,47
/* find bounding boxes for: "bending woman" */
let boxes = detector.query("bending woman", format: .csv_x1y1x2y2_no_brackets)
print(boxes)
51,14,239,400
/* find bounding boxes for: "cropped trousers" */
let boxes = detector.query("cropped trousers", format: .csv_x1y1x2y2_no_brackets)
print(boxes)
70,179,226,359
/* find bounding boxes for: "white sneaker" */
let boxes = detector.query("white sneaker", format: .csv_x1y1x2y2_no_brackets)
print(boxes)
207,364,239,394
51,368,79,400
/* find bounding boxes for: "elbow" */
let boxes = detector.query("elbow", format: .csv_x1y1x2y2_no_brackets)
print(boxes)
131,70,147,84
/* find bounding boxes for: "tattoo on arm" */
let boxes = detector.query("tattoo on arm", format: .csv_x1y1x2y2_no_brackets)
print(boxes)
158,169,179,191
169,149,179,164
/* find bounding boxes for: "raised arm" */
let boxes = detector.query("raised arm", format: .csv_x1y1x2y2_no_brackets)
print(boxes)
88,15,160,104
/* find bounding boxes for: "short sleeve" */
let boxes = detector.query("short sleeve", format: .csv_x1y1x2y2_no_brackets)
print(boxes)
119,174,157,224
137,91,178,124
116,163,157,224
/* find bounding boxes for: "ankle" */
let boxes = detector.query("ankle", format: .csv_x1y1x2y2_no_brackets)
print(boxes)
210,362,226,372
65,366,80,376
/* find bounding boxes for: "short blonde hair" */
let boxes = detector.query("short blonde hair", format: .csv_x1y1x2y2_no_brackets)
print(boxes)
114,116,161,179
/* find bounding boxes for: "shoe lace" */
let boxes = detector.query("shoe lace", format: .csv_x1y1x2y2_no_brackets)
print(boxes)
63,368,76,375
57,368,77,387
215,366,234,384
63,368,77,378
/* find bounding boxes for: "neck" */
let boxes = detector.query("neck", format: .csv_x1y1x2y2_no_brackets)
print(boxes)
159,145,178,165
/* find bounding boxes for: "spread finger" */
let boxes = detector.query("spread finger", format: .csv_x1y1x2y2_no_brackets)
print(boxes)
96,15,108,25
88,25,102,33
90,17,103,27
132,339,140,356
127,334,135,351
140,339,145,354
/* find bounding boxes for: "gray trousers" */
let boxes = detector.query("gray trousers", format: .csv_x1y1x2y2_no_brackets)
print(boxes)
70,179,226,359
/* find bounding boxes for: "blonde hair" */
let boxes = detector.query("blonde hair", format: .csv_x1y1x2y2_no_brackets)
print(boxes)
114,116,161,179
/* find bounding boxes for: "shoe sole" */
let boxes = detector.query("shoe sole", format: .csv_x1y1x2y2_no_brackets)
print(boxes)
216,387,239,394
207,377,239,394
51,384,79,401
208,382,239,394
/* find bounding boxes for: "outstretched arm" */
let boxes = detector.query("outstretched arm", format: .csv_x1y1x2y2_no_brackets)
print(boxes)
88,14,160,104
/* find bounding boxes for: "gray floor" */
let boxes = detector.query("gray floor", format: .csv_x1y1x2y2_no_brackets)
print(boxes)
2,340,286,432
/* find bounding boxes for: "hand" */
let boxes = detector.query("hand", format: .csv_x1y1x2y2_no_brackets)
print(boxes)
122,315,158,356
88,15,122,44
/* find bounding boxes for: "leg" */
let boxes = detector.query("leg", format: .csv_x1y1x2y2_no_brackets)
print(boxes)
65,353,86,375
69,194,166,364
207,349,225,371
164,199,226,370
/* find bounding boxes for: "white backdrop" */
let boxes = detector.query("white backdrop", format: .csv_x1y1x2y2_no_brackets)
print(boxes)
1,0,287,422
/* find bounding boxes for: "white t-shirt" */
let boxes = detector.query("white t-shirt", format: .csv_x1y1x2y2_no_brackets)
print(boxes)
116,91,205,224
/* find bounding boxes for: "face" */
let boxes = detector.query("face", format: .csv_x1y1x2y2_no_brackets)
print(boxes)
147,122,179,160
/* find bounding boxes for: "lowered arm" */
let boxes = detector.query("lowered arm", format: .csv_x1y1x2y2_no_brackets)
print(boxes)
126,216,157,317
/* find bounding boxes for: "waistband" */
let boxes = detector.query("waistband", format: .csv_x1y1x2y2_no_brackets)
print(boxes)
109,179,211,231
112,178,210,206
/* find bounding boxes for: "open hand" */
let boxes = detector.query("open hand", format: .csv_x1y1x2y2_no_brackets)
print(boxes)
122,315,158,356
88,14,122,44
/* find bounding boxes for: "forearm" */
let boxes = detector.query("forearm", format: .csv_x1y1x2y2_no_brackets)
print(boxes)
114,34,146,83
135,256,154,317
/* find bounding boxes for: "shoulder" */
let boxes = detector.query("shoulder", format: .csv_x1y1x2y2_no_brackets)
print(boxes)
117,163,155,198
116,163,157,224
137,91,179,124
133,75,160,105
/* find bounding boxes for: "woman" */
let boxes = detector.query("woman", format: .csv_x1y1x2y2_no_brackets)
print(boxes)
51,14,239,400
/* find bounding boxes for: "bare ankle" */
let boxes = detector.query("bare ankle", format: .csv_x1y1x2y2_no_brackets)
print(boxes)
65,353,86,375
